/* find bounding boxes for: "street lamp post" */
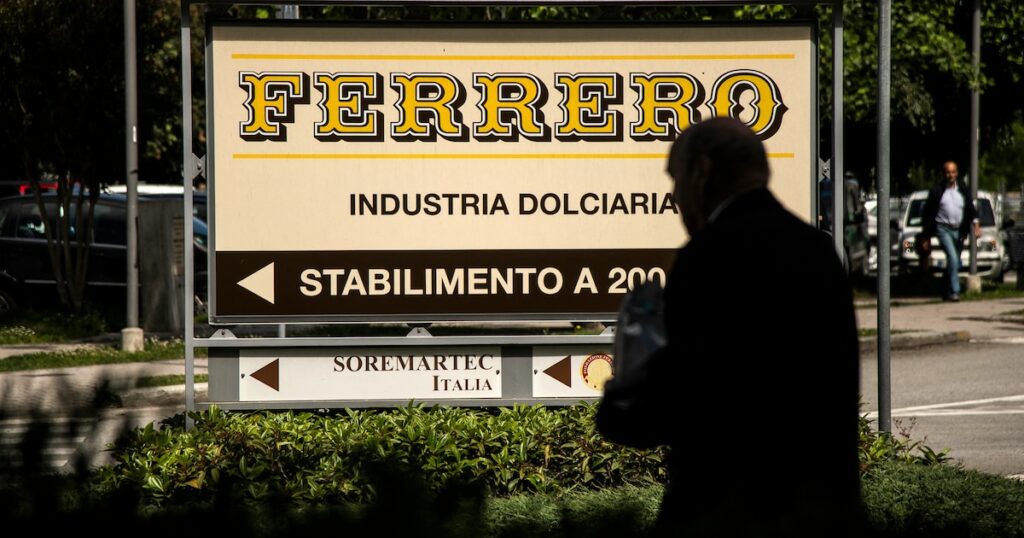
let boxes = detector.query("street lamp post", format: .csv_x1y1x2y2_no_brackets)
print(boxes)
122,0,143,352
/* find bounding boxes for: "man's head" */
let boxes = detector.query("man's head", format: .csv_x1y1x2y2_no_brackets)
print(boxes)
667,117,770,235
943,161,959,186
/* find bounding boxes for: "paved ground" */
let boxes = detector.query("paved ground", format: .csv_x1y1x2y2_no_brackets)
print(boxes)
855,295,1024,346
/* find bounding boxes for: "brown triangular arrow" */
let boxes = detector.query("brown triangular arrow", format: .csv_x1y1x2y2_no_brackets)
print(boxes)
543,356,572,388
251,359,280,391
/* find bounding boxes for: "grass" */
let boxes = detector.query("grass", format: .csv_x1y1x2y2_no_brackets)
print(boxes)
134,373,208,388
854,276,1024,304
0,340,206,373
858,328,916,337
0,309,109,344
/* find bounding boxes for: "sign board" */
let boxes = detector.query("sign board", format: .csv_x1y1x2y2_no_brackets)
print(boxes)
532,345,615,398
239,347,503,401
207,23,814,322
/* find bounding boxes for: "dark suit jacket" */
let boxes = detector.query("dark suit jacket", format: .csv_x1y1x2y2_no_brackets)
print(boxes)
598,188,861,536
922,179,977,240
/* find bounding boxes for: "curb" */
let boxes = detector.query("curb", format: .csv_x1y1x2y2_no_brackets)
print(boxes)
859,331,971,353
119,383,209,409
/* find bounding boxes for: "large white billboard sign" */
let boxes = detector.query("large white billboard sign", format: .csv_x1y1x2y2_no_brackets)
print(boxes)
207,23,814,322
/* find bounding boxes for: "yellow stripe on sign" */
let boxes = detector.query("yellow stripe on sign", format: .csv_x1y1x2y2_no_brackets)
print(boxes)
232,152,796,160
231,53,796,61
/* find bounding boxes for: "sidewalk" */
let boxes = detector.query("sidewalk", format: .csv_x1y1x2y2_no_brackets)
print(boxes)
856,295,1024,351
0,358,209,416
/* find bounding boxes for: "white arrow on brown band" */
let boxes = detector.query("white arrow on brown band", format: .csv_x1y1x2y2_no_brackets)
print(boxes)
238,262,275,304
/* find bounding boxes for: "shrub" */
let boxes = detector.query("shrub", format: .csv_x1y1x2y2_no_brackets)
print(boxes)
95,404,668,506
858,413,952,472
93,403,950,508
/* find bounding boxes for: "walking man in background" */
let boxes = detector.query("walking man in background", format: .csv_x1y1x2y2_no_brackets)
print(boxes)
921,161,980,302
597,117,862,537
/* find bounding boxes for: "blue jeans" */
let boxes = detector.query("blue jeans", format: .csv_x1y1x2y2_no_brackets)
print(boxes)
936,224,962,297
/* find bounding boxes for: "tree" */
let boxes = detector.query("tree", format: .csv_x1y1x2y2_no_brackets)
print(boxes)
814,0,1024,195
0,0,186,313
0,0,124,312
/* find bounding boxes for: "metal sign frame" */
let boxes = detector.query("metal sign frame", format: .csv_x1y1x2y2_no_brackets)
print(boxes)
180,0,846,417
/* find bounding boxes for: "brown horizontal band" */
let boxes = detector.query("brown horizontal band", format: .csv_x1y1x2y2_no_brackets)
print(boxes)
214,248,678,319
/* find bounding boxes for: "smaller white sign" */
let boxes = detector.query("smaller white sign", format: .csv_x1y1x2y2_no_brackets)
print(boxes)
532,345,614,399
239,347,502,401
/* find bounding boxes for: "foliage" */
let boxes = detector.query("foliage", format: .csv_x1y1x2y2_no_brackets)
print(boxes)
858,413,952,472
3,399,1012,537
3,466,1024,538
0,309,108,344
94,404,667,506
862,462,1024,537
0,0,183,312
90,402,954,508
817,0,974,132
982,116,1024,193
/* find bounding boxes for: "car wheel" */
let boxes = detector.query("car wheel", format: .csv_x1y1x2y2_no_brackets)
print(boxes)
990,265,1005,283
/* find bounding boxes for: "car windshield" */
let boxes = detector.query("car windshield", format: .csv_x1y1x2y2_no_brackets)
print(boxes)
905,197,996,227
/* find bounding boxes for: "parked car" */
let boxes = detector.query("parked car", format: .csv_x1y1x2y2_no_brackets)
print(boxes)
895,189,1009,281
864,196,906,275
0,192,207,313
819,173,870,276
104,183,207,222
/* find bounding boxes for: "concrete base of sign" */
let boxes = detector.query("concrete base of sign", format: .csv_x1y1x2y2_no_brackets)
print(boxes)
965,274,983,293
121,327,145,352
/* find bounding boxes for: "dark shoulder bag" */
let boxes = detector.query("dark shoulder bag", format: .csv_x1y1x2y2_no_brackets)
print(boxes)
596,281,666,446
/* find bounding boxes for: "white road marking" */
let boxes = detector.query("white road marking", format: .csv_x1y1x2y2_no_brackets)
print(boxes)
973,337,1024,345
864,394,1024,419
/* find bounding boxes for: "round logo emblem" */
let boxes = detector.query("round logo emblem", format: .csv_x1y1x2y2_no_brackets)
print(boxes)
580,353,614,391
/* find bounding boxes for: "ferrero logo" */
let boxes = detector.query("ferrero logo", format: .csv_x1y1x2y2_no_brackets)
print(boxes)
580,353,614,391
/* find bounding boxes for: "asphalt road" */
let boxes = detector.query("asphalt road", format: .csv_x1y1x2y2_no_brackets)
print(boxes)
860,340,1024,477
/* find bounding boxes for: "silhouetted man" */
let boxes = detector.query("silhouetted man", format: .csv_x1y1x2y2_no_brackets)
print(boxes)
598,117,861,537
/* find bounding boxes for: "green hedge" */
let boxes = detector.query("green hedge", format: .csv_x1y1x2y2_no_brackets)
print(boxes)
6,470,1024,537
92,404,947,507
862,463,1024,537
4,404,1023,536
96,404,667,504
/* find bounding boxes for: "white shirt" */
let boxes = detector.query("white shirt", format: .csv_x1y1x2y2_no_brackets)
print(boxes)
936,186,964,228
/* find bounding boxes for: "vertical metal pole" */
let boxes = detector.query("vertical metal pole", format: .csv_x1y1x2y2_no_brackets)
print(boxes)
876,0,893,434
969,0,981,275
123,0,142,351
833,0,845,265
181,0,196,430
278,4,297,340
